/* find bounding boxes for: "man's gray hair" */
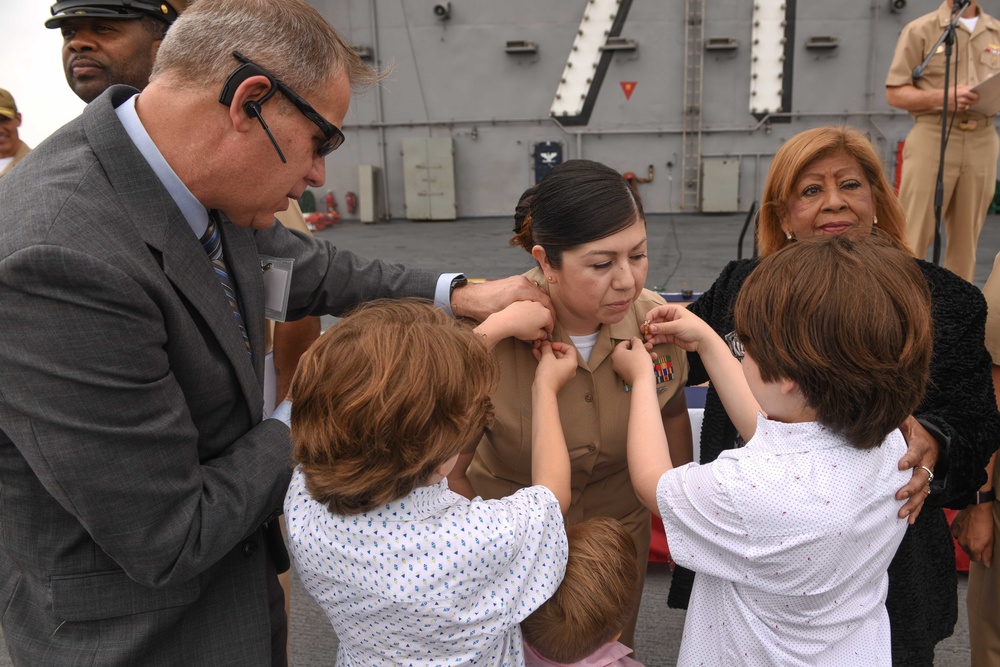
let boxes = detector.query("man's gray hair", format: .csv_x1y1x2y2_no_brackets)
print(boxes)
150,0,380,95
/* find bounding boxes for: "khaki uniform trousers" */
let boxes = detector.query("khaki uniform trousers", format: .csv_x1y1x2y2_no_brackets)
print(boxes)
899,115,998,282
969,500,1000,667
969,252,1000,667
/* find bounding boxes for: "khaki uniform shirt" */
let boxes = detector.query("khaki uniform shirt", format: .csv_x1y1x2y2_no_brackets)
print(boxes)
0,140,31,179
466,267,689,554
886,1,1000,121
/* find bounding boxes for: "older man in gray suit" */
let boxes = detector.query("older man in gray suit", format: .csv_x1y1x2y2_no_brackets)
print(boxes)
0,1,548,665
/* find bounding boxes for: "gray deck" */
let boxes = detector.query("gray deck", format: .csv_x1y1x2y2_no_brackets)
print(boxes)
287,565,970,667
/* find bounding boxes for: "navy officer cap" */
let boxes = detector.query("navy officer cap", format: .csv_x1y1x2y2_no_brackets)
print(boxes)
46,0,185,29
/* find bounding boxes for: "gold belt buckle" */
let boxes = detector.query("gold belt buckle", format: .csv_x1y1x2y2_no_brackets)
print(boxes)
959,118,978,131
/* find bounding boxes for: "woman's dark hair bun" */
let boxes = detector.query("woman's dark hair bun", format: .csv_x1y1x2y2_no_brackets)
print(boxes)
513,186,538,234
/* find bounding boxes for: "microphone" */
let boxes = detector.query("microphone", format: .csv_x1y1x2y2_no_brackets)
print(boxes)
244,100,287,164
915,0,973,78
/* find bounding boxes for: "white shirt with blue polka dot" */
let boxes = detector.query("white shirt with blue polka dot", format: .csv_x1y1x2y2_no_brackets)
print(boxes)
658,414,910,666
285,472,568,666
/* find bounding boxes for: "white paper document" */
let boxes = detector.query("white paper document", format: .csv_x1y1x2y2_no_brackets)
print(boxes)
971,73,1000,116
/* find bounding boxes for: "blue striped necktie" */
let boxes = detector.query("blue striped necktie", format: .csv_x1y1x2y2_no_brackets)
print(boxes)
200,211,251,357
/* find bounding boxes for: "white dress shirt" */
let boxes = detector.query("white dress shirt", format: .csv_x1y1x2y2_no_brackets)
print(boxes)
658,414,909,666
285,473,568,666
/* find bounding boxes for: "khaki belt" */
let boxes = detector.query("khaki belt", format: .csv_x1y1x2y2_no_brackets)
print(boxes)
916,113,992,128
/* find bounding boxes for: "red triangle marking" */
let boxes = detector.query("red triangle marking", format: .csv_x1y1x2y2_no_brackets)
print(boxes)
621,81,637,100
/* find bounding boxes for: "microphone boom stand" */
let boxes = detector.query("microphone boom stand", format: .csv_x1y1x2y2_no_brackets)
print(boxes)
911,0,971,265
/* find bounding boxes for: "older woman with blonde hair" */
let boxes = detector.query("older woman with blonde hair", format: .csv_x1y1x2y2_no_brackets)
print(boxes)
664,126,1000,666
757,126,908,253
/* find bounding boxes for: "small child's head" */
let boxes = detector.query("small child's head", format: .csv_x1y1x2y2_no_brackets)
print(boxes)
521,517,639,662
289,298,498,514
732,234,932,449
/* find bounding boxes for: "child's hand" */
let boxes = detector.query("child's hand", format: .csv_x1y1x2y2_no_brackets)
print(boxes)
532,341,577,393
476,300,553,347
501,300,553,342
612,337,654,385
642,304,713,352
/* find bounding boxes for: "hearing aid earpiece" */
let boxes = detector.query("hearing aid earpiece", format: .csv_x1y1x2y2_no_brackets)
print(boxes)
243,100,261,118
218,60,286,163
240,98,286,163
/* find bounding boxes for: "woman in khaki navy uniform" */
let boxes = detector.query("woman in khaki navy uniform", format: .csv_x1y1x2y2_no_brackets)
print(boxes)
886,0,1000,282
448,159,692,649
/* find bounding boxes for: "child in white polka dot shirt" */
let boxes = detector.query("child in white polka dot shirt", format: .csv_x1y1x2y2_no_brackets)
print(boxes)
284,298,574,666
615,235,933,666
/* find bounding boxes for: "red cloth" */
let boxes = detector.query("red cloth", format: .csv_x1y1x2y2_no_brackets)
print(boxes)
649,516,672,564
944,509,970,573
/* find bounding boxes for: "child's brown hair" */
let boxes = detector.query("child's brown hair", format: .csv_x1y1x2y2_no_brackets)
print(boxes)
733,234,932,449
521,517,639,662
289,298,497,514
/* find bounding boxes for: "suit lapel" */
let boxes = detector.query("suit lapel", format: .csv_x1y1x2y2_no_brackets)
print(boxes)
82,87,263,416
157,217,264,413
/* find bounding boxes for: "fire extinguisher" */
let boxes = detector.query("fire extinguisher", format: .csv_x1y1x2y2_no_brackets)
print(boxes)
325,190,336,213
345,191,357,215
623,165,655,193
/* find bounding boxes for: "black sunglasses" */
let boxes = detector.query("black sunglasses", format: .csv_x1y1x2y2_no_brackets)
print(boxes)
218,51,345,162
724,330,745,361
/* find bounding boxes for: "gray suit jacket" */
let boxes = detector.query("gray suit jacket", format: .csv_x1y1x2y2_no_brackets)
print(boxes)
0,86,437,666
